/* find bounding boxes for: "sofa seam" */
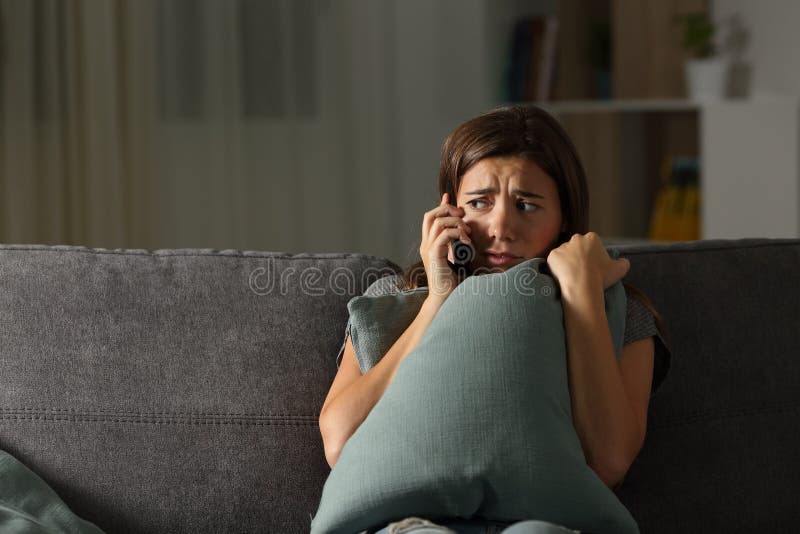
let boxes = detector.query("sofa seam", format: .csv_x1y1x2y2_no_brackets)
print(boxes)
613,240,800,257
0,414,319,426
0,408,318,418
0,246,400,265
650,402,800,430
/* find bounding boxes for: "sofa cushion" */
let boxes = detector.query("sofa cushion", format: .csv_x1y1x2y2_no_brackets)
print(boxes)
311,257,638,534
0,245,401,534
610,238,800,533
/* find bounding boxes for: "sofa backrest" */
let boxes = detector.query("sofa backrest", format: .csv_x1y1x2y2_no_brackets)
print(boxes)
0,245,401,533
1,239,798,533
613,238,800,533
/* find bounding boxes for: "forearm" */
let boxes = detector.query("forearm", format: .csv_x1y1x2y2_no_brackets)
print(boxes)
319,295,448,463
561,280,642,485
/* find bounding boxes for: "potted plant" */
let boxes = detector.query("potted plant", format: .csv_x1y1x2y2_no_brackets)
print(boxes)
676,12,727,100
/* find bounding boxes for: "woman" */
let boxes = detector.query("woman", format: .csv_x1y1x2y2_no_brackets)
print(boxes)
319,105,670,534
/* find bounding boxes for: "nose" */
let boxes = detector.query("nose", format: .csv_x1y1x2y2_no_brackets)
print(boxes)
488,201,516,241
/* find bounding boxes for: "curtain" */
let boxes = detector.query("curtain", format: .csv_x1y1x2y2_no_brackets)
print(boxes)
0,0,402,258
0,0,157,247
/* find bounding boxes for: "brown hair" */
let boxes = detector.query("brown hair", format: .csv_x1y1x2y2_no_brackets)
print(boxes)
400,104,665,334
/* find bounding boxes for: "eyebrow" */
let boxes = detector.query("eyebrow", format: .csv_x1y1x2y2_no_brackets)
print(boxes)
463,187,545,199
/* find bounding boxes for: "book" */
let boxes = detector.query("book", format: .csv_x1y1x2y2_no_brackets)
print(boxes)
649,157,700,242
505,15,559,103
506,18,532,102
529,15,559,101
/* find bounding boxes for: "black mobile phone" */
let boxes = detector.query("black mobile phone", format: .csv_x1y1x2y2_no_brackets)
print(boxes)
445,182,475,277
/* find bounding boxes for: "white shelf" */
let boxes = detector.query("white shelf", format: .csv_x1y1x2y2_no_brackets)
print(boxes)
540,97,800,240
531,99,702,114
590,98,799,239
702,98,800,239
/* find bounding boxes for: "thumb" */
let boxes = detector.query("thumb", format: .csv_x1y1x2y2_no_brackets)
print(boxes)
603,257,630,289
617,257,631,278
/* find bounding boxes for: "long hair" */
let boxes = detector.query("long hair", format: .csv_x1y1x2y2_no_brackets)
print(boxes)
399,104,666,334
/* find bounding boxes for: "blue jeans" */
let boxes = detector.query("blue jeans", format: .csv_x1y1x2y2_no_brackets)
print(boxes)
368,516,582,534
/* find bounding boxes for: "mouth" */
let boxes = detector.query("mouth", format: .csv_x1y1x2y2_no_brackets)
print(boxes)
483,252,521,267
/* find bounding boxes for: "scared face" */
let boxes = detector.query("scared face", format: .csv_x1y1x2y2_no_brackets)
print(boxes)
453,156,566,273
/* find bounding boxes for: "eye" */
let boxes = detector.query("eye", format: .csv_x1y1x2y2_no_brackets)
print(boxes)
466,199,489,209
518,201,540,212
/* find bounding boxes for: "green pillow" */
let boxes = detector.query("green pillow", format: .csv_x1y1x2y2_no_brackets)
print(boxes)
347,284,428,374
0,449,105,533
312,256,638,534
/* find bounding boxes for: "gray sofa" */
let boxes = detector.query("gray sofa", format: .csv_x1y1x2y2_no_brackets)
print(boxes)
0,238,798,533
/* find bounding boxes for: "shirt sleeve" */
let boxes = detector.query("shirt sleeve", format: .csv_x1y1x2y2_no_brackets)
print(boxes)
335,274,404,369
335,320,352,370
623,291,672,397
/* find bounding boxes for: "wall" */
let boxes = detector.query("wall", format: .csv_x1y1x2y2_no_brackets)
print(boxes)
4,0,797,263
713,0,800,97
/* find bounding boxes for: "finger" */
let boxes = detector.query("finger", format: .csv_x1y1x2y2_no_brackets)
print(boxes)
425,229,456,262
422,204,464,238
618,257,631,277
432,216,469,232
432,227,470,252
423,207,446,241
424,210,468,241
429,230,472,262
442,192,465,212
429,219,471,245
606,258,630,287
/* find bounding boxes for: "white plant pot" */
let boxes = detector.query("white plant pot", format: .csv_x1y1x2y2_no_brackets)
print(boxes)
685,57,728,101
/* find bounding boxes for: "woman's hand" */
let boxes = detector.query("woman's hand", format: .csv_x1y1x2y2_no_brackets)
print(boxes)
420,193,472,300
546,232,630,294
